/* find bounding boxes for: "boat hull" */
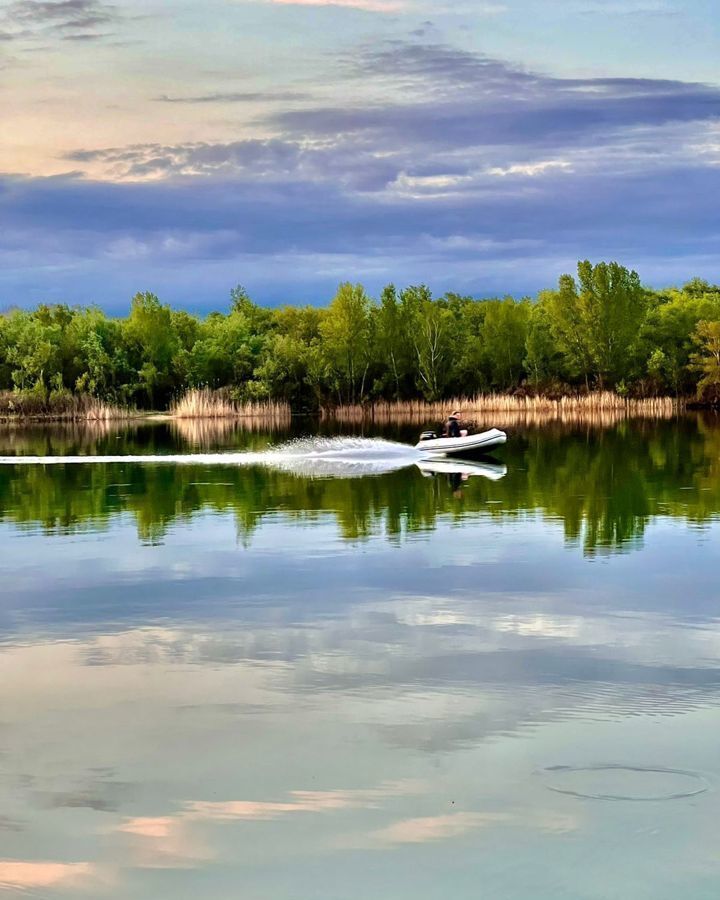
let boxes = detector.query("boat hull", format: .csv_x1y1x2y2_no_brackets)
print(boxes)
414,428,507,457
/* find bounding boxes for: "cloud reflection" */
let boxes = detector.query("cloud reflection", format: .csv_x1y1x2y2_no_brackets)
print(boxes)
356,807,580,847
0,860,96,891
186,780,426,820
116,780,427,867
117,815,212,869
371,812,509,844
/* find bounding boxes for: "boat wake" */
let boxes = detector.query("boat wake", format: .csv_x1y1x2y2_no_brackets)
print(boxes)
0,437,418,477
0,437,506,480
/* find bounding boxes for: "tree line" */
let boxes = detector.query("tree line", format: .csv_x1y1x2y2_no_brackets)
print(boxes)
1,261,720,410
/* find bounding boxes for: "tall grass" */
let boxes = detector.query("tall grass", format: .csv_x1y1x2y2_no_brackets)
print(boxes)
322,393,681,425
170,388,291,422
0,391,132,422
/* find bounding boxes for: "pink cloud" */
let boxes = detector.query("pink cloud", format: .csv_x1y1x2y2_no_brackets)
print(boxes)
270,0,406,12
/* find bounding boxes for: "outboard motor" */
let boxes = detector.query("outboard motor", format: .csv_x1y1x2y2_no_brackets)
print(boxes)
419,430,437,442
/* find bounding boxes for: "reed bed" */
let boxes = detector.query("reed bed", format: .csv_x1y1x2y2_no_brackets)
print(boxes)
0,391,133,422
170,388,291,422
322,393,681,426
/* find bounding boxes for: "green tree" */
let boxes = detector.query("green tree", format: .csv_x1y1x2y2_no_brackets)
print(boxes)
690,320,720,402
640,284,720,396
481,298,530,389
255,333,320,407
374,284,413,399
124,292,180,406
3,312,59,391
546,261,647,388
320,283,374,404
400,285,453,400
186,310,264,393
524,300,562,387
230,284,272,333
445,295,490,396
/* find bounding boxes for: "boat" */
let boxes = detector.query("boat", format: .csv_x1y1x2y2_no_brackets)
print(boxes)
415,427,507,457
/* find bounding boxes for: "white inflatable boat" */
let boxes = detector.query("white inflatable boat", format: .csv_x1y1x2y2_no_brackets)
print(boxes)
415,427,507,457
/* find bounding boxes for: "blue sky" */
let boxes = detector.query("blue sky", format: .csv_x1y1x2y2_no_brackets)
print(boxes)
1,0,719,312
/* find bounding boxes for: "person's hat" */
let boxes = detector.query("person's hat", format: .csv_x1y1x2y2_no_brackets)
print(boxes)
449,410,461,418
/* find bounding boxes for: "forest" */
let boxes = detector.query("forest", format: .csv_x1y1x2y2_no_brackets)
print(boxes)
1,260,720,414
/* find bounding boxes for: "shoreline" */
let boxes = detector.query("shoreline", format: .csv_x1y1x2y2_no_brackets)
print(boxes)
0,393,712,426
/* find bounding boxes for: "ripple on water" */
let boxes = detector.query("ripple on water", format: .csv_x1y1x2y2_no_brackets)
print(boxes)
542,765,710,801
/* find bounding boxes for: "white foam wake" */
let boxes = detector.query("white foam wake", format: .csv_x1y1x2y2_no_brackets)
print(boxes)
0,437,422,478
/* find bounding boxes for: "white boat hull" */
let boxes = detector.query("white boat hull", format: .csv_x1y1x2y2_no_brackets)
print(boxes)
415,428,507,457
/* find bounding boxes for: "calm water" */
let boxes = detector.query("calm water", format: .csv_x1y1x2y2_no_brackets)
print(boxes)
1,415,719,899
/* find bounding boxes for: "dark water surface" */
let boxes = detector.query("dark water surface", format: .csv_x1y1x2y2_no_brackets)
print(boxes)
0,415,719,898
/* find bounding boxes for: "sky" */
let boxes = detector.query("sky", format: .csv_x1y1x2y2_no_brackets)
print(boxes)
1,0,719,312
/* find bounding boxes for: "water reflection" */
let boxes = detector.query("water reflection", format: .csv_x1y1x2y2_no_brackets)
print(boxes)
0,415,719,553
0,590,719,898
1,416,720,899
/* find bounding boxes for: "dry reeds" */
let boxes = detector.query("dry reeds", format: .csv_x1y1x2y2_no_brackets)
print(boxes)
0,391,132,422
322,393,681,426
170,388,291,423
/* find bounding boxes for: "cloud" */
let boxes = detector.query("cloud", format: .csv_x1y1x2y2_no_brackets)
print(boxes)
2,0,121,41
269,0,406,11
576,0,680,17
59,43,720,185
268,0,506,11
4,40,720,303
2,150,720,307
487,160,572,177
64,138,309,179
274,47,720,152
343,40,539,88
154,91,311,104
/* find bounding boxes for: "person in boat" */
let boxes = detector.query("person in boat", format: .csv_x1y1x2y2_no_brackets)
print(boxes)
445,411,462,438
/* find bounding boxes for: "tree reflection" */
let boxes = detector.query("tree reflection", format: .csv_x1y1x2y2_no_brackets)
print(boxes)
1,415,719,554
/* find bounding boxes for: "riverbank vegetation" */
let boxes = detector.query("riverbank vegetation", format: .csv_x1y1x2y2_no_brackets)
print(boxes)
169,388,290,422
1,261,720,418
323,393,678,424
0,390,131,422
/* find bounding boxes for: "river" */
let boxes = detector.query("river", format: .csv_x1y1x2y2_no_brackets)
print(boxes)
0,414,718,899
